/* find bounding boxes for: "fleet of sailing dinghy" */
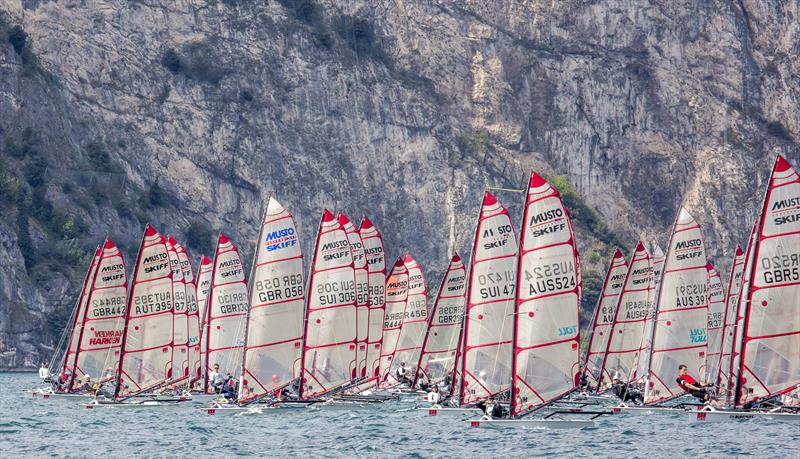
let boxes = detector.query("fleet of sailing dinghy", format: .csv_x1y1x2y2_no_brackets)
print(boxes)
35,156,800,426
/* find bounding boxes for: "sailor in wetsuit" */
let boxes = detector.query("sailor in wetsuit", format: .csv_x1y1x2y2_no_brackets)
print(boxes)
676,364,723,408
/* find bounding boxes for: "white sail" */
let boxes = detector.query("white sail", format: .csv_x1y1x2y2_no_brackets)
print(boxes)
300,210,357,399
72,241,127,388
204,233,248,390
379,259,408,385
600,242,652,386
582,249,627,389
167,237,189,382
63,246,101,389
703,263,725,384
634,244,665,381
736,155,800,406
360,217,386,382
391,255,428,378
340,213,369,379
512,172,581,415
644,208,709,405
241,197,304,400
195,255,213,389
173,240,200,386
728,227,758,405
116,225,174,397
717,245,745,397
415,254,467,386
461,192,518,405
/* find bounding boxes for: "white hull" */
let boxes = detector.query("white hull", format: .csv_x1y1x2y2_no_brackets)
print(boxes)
694,410,800,423
313,400,369,410
83,400,176,409
206,404,309,416
418,407,483,417
466,418,595,429
29,390,93,401
614,406,686,416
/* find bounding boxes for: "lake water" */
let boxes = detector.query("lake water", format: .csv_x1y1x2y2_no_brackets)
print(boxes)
1,373,797,458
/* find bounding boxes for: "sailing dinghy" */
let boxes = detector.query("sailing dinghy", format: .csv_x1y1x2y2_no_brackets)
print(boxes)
695,156,800,423
379,259,409,386
469,173,601,428
389,255,428,385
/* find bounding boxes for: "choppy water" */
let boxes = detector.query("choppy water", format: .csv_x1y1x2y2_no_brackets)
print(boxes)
1,373,797,458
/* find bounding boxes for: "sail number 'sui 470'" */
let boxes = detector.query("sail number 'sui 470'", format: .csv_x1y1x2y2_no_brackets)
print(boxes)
317,280,355,305
253,274,303,303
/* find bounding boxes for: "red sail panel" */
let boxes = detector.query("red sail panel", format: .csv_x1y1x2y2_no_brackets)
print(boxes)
116,225,174,397
415,254,467,386
737,155,800,406
360,217,386,383
299,210,357,399
582,249,627,389
72,241,127,389
461,192,519,405
511,173,581,416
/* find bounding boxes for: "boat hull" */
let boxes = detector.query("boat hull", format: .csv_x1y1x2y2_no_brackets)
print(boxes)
418,407,483,417
466,418,595,429
693,410,800,423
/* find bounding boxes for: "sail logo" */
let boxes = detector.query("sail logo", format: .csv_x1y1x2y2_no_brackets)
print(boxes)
101,263,124,273
88,329,123,346
321,240,349,262
771,196,800,211
528,207,566,238
557,325,577,336
265,228,298,252
689,328,707,343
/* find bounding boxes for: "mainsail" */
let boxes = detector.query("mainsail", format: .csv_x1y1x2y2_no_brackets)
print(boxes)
340,213,369,378
116,225,174,397
644,208,709,405
360,217,386,381
599,242,652,386
63,246,101,389
461,192,518,405
391,255,427,378
582,249,627,389
379,259,408,384
72,241,127,389
415,254,467,386
634,244,665,381
204,233,248,390
703,263,725,384
173,240,200,386
735,155,800,406
511,172,581,415
717,245,744,396
195,255,213,388
728,227,758,404
167,237,189,382
241,197,304,399
299,210,357,399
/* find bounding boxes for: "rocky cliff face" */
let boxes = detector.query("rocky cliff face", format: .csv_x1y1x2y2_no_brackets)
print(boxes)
0,0,797,367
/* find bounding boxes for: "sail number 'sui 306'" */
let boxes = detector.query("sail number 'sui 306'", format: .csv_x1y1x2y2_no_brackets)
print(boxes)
317,280,355,306
253,274,303,303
